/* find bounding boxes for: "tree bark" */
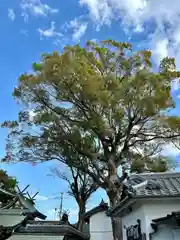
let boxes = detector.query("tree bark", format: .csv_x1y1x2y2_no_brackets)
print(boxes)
77,203,86,232
107,174,123,240
108,195,122,240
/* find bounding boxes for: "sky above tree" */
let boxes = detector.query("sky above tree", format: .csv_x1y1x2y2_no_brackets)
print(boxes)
1,0,180,221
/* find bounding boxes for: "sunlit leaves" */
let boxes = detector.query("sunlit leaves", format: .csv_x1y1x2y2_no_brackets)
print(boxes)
32,62,43,72
131,156,169,173
2,39,180,192
0,170,17,191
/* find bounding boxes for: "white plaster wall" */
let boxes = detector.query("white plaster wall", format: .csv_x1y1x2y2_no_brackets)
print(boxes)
151,224,174,240
144,200,180,240
121,199,180,240
90,211,113,240
172,228,180,240
9,235,64,240
121,205,146,240
151,226,180,240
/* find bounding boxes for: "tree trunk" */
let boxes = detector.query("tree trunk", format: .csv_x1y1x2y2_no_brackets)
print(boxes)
107,196,122,240
107,179,123,240
111,215,122,240
77,203,86,232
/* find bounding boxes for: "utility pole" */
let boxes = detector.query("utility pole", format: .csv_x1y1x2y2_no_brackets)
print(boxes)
54,208,57,220
59,192,64,220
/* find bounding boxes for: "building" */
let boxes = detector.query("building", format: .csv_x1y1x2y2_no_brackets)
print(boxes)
3,172,180,240
0,185,46,240
0,185,88,240
9,216,87,240
83,199,113,240
107,172,180,240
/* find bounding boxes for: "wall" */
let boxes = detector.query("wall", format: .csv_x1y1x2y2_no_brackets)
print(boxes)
151,226,180,240
172,229,180,240
144,199,180,240
121,199,180,240
90,211,113,240
151,224,174,240
8,235,64,240
121,204,146,240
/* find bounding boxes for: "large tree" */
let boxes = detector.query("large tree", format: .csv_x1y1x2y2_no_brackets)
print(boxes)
51,164,97,231
2,40,180,237
0,169,17,191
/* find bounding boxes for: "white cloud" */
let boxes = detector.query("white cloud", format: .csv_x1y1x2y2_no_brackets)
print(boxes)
151,38,169,65
46,209,57,220
8,9,16,21
134,24,144,33
79,0,180,32
69,18,88,42
79,0,112,27
35,195,48,201
20,0,58,21
79,0,147,29
79,0,180,91
69,208,78,222
161,143,180,157
38,22,63,39
44,208,78,222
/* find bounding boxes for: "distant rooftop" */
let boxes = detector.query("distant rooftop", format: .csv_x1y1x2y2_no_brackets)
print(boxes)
0,185,47,220
125,171,180,197
108,171,180,216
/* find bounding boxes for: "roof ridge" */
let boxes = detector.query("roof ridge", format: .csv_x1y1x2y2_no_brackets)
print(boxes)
133,171,180,178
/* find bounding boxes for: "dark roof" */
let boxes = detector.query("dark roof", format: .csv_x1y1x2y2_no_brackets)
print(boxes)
125,172,180,198
17,194,46,220
0,187,16,198
152,211,180,224
14,220,87,239
0,209,27,228
0,186,47,220
84,199,108,219
26,210,46,220
107,172,180,216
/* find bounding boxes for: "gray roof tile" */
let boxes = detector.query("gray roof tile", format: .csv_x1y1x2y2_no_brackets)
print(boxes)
18,225,67,233
152,211,180,223
127,172,180,197
15,221,87,239
107,172,180,216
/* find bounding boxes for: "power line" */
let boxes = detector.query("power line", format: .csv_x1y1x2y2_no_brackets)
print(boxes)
35,193,70,202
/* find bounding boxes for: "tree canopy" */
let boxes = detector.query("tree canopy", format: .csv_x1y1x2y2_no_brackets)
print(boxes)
0,169,17,191
2,40,180,207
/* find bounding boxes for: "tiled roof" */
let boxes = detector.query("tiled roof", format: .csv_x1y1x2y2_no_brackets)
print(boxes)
0,186,47,220
126,172,180,198
107,172,180,216
0,209,26,227
152,211,180,223
14,220,87,239
84,199,108,218
18,224,70,233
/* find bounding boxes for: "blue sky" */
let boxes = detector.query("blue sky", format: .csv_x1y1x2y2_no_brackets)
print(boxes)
1,0,180,222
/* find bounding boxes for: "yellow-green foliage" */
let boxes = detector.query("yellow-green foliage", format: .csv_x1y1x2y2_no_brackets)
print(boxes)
2,40,180,177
